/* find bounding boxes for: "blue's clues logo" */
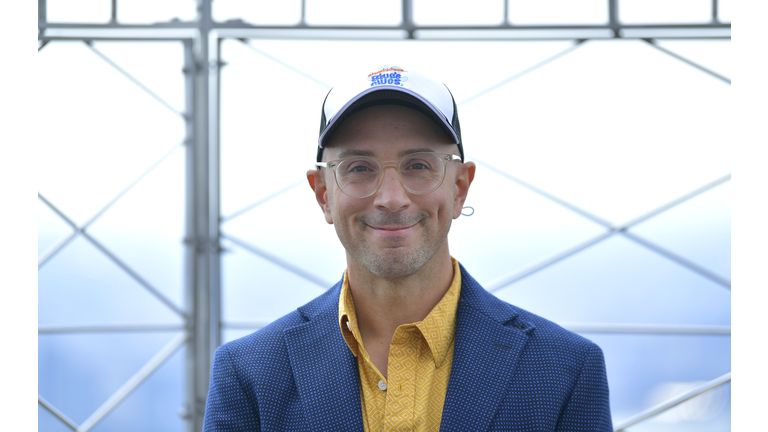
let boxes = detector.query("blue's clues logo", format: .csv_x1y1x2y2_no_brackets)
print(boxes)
367,65,409,87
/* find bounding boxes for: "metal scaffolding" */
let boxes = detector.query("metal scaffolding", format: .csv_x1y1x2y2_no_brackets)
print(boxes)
38,1,731,431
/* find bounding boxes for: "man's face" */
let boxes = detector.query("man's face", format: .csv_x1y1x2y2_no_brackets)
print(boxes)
308,104,475,280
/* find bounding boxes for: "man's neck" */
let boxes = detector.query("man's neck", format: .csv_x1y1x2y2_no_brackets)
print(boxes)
346,244,455,344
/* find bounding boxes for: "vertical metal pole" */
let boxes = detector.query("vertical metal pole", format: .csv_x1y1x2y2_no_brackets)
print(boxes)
183,0,220,430
608,0,619,38
402,0,414,39
38,0,46,29
182,38,200,432
111,0,117,23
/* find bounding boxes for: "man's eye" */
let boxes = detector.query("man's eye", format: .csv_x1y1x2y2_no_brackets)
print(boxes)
350,165,371,173
405,160,431,171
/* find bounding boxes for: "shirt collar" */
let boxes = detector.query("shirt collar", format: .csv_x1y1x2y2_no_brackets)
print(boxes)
338,257,463,368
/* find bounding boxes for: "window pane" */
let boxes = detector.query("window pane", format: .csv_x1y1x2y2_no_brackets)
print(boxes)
508,0,608,25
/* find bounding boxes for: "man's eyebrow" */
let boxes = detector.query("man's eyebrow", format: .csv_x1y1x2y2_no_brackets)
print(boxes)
397,148,438,157
336,149,375,158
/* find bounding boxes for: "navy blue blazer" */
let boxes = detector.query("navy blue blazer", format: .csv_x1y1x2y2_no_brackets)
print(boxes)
204,264,612,431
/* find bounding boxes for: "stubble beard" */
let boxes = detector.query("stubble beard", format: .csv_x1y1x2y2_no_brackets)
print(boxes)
340,212,447,281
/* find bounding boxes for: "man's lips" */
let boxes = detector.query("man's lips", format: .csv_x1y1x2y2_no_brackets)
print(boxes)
368,224,417,232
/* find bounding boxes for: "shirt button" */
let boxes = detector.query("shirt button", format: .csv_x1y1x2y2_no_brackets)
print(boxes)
378,380,387,391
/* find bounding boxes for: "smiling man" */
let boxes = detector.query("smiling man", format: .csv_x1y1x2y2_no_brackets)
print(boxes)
203,66,612,431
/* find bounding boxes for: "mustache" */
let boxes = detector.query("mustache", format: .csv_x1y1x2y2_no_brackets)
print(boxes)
358,212,426,227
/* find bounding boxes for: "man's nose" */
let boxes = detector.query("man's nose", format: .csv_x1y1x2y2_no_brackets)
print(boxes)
372,166,411,213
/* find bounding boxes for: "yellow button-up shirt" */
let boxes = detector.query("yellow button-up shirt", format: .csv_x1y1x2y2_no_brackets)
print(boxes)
338,258,462,432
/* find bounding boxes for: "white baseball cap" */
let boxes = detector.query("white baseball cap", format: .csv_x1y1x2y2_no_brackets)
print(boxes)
317,65,464,162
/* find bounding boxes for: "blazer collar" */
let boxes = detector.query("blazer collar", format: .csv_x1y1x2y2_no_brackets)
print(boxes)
440,263,534,431
284,281,365,431
284,264,534,432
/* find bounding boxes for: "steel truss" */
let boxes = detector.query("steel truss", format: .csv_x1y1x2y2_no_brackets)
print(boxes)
38,0,731,431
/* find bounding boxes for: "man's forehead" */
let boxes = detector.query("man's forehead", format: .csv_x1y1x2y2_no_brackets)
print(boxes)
333,147,448,159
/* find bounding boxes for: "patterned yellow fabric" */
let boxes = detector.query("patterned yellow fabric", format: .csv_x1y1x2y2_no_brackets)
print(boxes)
338,258,462,432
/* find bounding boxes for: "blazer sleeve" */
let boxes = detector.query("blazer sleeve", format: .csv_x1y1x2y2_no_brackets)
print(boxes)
556,343,612,432
203,345,261,432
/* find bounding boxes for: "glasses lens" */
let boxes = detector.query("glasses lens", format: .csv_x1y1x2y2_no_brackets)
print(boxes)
336,157,381,197
399,152,445,193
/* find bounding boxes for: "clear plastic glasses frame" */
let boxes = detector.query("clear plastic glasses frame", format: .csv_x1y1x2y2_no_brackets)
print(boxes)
315,152,462,198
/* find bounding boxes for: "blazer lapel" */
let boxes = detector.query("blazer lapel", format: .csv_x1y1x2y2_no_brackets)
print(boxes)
284,286,364,431
440,267,532,432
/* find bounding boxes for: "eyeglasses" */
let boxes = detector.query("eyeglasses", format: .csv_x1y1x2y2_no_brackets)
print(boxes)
315,152,462,198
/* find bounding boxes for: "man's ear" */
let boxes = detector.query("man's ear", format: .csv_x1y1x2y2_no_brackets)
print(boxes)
307,169,334,224
452,161,476,219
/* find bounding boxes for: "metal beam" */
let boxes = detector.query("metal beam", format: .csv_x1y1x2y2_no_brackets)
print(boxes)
220,180,304,223
642,38,731,84
77,331,189,432
84,41,187,117
475,157,731,291
458,39,587,107
221,233,333,288
38,395,78,431
561,322,730,335
39,323,185,333
237,40,332,89
614,372,731,430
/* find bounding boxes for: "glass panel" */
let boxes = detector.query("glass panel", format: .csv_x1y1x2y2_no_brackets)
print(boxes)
90,41,186,114
213,0,302,25
413,0,504,25
47,0,111,23
717,0,731,23
305,0,402,25
39,404,77,432
630,181,730,280
594,333,730,430
117,0,197,24
493,235,730,325
39,197,75,257
655,39,731,81
91,346,185,432
459,39,730,225
38,236,183,325
38,332,181,425
38,41,185,226
619,0,711,24
448,165,607,285
87,146,186,308
222,185,347,287
221,237,334,322
508,0,608,25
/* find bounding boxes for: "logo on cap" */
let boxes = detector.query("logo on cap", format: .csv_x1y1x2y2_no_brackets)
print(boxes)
368,65,409,87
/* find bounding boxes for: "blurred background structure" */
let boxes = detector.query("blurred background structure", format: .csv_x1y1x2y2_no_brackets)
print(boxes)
38,1,731,431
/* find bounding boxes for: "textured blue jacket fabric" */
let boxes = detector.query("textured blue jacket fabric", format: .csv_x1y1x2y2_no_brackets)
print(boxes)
203,264,612,431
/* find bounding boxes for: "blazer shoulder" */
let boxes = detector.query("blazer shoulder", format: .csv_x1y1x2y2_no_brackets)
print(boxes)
220,277,344,362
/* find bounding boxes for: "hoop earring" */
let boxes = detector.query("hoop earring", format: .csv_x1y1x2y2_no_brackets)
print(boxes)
461,206,474,217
